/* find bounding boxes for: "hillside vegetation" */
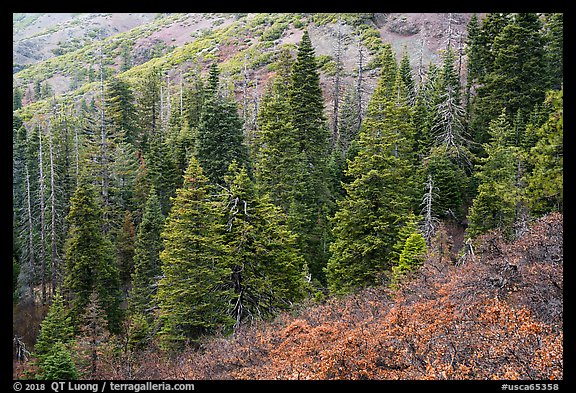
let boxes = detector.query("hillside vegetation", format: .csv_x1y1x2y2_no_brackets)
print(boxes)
12,12,562,381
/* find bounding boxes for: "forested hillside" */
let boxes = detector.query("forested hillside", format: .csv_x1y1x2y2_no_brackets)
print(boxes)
12,12,562,381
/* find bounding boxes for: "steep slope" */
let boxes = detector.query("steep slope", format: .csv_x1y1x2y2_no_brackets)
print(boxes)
35,213,560,380
13,13,475,119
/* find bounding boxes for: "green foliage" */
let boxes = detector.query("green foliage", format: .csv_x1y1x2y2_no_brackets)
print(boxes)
129,189,164,318
63,180,123,334
196,63,248,185
144,134,179,215
288,30,332,282
467,110,521,240
470,13,548,149
525,89,563,215
392,231,427,285
33,290,75,359
427,153,468,220
156,157,234,350
326,59,418,296
36,341,79,380
223,162,307,327
116,211,136,289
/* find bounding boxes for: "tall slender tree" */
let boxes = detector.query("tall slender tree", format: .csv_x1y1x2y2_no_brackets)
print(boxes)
222,162,307,329
63,179,123,333
326,57,418,295
196,63,248,185
156,157,233,349
288,30,332,282
129,188,164,319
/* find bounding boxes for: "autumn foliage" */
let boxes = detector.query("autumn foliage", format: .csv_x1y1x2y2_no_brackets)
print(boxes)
14,213,563,380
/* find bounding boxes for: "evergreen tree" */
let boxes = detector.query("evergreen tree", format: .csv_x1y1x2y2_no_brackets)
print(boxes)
470,13,547,148
399,49,416,105
542,13,563,90
288,30,332,282
420,148,468,220
116,211,136,293
326,58,418,295
467,109,521,239
105,76,138,146
156,157,233,349
36,341,78,380
391,231,427,285
254,68,302,214
136,66,162,152
63,180,123,333
222,162,307,328
144,133,179,215
525,89,563,215
75,291,111,376
129,188,164,318
196,63,248,185
33,290,74,359
431,46,470,166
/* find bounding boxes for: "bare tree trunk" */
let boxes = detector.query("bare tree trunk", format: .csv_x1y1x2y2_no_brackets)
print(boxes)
99,43,110,234
24,166,36,302
421,174,438,246
38,125,47,304
356,41,365,132
48,120,58,296
331,18,344,147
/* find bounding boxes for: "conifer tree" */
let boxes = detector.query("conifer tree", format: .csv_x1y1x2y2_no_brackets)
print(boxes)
75,291,111,376
525,89,563,215
467,109,521,239
63,180,123,333
156,157,233,349
399,49,416,105
288,30,332,282
33,290,74,360
136,66,162,152
470,13,547,148
392,231,427,285
196,63,248,185
144,133,179,215
222,162,307,328
116,211,136,293
105,76,138,146
326,56,418,295
254,66,302,215
36,341,78,380
129,188,164,318
542,13,563,90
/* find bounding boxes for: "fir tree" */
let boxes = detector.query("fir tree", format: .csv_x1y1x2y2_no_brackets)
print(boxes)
36,341,78,380
326,58,418,295
63,180,123,333
542,13,563,90
196,63,248,185
470,13,547,148
222,162,307,328
116,211,136,293
105,76,138,146
392,231,427,285
156,157,233,349
129,188,164,318
254,68,301,215
288,30,332,282
144,133,179,215
467,109,521,239
33,290,74,360
75,291,111,376
525,89,563,215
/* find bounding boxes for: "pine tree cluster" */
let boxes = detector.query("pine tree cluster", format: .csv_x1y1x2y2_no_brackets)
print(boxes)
12,13,562,378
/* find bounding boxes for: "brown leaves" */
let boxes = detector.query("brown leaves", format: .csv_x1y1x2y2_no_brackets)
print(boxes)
41,213,561,380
